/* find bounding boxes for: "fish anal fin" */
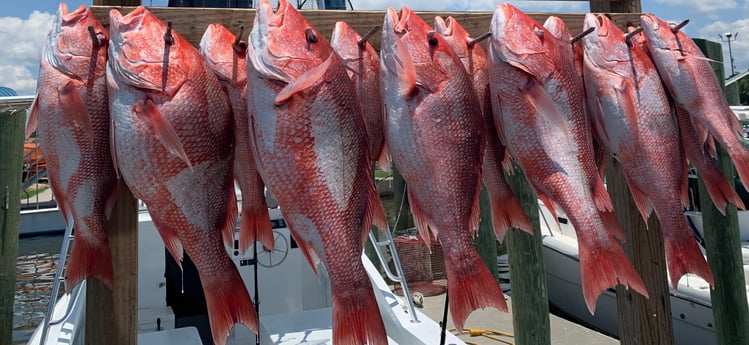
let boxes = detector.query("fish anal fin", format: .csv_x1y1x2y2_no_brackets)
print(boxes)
104,181,119,221
600,210,625,242
376,141,391,173
110,118,120,179
151,215,184,269
592,176,614,212
221,189,239,249
275,54,334,105
624,176,654,223
133,98,192,169
407,188,433,251
59,81,94,145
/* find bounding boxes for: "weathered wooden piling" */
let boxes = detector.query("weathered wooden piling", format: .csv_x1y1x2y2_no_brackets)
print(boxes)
693,38,749,345
504,165,550,345
85,3,139,345
476,187,498,281
0,102,25,345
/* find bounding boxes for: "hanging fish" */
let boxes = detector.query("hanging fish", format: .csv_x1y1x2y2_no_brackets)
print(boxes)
246,0,389,344
27,3,116,290
107,7,256,344
381,6,507,331
488,3,647,313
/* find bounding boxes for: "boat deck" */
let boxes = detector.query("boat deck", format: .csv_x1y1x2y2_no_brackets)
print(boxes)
420,294,617,345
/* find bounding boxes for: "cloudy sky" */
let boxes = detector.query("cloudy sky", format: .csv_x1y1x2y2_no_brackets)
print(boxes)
2,0,748,95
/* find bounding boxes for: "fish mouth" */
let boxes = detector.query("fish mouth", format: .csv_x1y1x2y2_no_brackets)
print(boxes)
109,6,147,35
60,4,88,25
433,16,454,37
248,0,292,83
491,4,512,42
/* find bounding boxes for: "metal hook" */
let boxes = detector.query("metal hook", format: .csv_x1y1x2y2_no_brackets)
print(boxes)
357,25,380,49
233,25,247,54
164,21,174,46
670,19,689,33
88,26,101,47
624,27,644,46
467,32,491,47
571,27,594,45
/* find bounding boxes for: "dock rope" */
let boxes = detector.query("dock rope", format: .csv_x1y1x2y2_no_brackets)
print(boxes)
451,328,516,345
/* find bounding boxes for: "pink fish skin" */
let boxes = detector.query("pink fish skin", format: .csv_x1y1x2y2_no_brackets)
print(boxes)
107,7,256,344
583,13,713,289
246,0,388,344
381,6,507,330
489,4,647,313
433,15,532,241
330,21,389,170
199,24,273,252
27,4,116,290
641,14,749,194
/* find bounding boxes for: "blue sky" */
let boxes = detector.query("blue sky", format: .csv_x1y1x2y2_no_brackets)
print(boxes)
2,1,748,95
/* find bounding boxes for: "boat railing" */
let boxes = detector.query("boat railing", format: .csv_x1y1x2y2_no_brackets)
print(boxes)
368,227,420,323
38,217,75,345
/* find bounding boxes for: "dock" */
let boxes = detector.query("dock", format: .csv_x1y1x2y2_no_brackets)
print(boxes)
420,294,616,345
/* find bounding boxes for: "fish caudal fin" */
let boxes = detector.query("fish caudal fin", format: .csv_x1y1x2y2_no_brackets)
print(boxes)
205,270,259,345
238,199,274,252
700,163,746,213
331,282,388,345
65,236,114,291
487,186,532,241
445,249,508,331
578,238,648,314
664,231,714,289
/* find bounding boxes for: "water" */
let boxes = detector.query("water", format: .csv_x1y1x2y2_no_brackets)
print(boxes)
12,234,63,345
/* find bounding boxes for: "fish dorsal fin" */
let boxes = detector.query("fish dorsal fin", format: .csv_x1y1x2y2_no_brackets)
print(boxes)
26,95,40,139
132,98,192,169
59,80,94,146
275,54,334,105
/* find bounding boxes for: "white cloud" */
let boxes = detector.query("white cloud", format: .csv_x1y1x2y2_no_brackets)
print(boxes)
699,19,749,76
655,0,738,17
0,11,54,95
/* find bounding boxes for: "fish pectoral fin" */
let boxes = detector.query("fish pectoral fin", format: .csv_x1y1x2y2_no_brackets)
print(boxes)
275,54,334,105
523,81,569,138
26,95,40,139
132,98,193,169
382,36,417,98
58,81,94,146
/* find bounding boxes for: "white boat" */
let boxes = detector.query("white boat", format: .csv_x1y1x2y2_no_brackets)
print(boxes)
25,205,466,345
540,202,749,345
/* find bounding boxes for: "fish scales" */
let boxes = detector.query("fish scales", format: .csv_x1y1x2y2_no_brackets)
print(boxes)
107,7,256,345
27,4,117,290
246,1,388,344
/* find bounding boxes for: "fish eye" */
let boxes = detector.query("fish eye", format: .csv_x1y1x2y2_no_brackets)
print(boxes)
427,31,438,47
305,28,318,44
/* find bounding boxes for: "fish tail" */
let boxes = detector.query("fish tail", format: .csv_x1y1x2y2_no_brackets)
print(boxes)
487,185,532,241
444,248,508,331
205,270,259,345
239,199,274,252
65,235,114,291
700,163,746,213
664,225,714,288
578,236,648,314
331,281,388,345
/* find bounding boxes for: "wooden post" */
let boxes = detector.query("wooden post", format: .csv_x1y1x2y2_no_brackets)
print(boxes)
476,187,498,280
694,38,749,345
505,166,550,345
605,157,674,345
86,3,139,345
0,105,25,345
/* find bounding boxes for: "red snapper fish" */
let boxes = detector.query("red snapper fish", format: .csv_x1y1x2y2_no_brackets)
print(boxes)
380,6,507,330
246,0,388,343
582,13,713,288
107,7,256,344
641,14,749,194
489,3,647,313
330,21,389,170
199,24,274,252
26,3,116,290
433,15,532,241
